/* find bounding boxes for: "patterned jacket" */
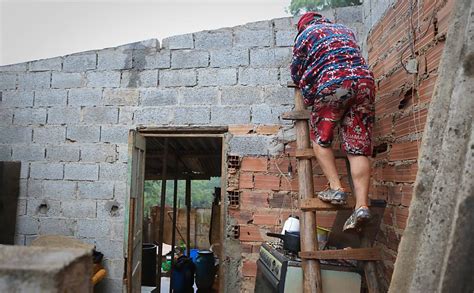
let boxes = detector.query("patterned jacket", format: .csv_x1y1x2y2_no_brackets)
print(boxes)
290,16,373,105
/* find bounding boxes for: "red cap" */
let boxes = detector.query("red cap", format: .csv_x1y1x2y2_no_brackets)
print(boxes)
297,12,322,32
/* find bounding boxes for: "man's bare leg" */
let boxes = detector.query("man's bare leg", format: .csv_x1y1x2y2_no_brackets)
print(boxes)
347,154,370,209
313,143,343,190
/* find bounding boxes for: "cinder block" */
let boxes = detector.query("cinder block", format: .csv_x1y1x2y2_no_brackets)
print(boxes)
118,107,135,124
194,30,233,49
27,198,61,217
118,38,159,50
80,144,117,163
102,259,124,279
103,88,140,106
39,218,76,236
159,69,197,87
63,53,97,72
34,89,67,106
116,144,128,162
78,181,114,199
68,88,102,106
121,70,158,88
171,50,209,69
0,144,11,161
13,108,47,125
180,87,218,105
0,73,17,90
86,71,121,88
12,145,45,161
221,86,263,105
16,216,39,235
96,199,124,219
134,107,170,125
47,107,81,124
21,163,29,179
0,108,13,125
29,57,62,71
14,235,25,245
30,162,64,179
239,68,279,86
77,219,110,238
18,179,27,197
46,145,80,162
0,63,27,72
279,67,292,86
99,162,127,181
335,6,363,24
61,200,97,218
66,126,100,143
16,199,27,216
52,72,86,89
251,104,279,124
229,135,274,155
1,90,34,107
210,49,249,67
210,106,250,124
273,17,292,30
162,34,194,49
100,126,129,143
250,47,292,67
140,88,178,106
0,127,32,144
234,29,272,47
133,49,171,69
27,179,43,198
17,72,51,89
98,49,132,70
113,182,127,201
263,86,294,105
197,68,237,86
82,106,119,124
33,126,66,144
174,106,210,125
275,30,297,47
64,163,99,181
272,105,294,124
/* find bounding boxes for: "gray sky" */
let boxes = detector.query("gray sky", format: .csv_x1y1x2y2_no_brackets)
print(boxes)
0,0,292,65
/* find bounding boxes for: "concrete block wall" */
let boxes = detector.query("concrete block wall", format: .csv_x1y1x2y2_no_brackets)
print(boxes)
0,7,364,293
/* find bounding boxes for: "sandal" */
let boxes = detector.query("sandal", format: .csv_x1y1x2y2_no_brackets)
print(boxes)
343,206,371,231
317,185,348,205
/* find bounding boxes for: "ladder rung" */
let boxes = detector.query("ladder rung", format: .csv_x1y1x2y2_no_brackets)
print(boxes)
299,248,382,261
295,149,348,159
281,110,311,120
287,81,298,88
300,197,355,211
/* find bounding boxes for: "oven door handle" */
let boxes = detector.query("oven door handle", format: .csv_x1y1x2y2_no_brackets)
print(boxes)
257,260,279,289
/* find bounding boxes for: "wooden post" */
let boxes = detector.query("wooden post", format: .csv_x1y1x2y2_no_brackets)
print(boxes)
169,179,178,293
156,138,168,290
186,178,191,257
294,88,323,293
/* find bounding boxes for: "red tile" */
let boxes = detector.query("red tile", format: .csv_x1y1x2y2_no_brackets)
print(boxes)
241,157,268,172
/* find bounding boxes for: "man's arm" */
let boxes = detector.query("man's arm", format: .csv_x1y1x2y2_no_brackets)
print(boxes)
290,35,307,85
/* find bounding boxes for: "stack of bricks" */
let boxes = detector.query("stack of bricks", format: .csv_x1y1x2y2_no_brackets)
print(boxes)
365,0,454,289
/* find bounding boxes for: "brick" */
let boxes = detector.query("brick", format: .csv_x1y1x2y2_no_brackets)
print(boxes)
239,68,279,86
256,125,280,135
211,106,250,124
316,212,336,228
268,157,296,174
241,157,267,172
228,125,254,135
239,172,254,189
239,225,263,242
39,218,76,236
1,90,34,107
0,127,31,144
52,72,86,88
140,88,178,106
13,108,47,125
121,70,158,88
180,87,218,105
63,53,97,72
30,162,63,179
162,34,194,49
254,174,280,190
263,86,294,105
194,30,232,49
68,88,102,106
373,163,418,183
275,30,297,47
197,68,237,86
159,69,196,87
253,213,279,226
221,86,262,105
61,200,97,218
229,209,253,224
86,71,121,88
66,126,100,143
280,177,298,191
82,106,118,124
242,260,257,277
12,145,45,161
234,29,272,47
134,107,173,125
0,73,17,90
99,162,127,181
33,126,65,144
64,163,99,181
250,48,292,67
101,126,129,143
43,180,76,199
210,49,249,67
16,216,39,235
174,106,210,125
47,107,81,124
81,144,117,163
17,72,51,89
46,145,80,162
103,88,139,106
389,141,419,161
98,49,132,70
171,50,209,69
132,49,170,69
78,181,114,199
34,89,67,106
240,191,270,208
229,135,273,155
29,57,62,71
268,192,287,208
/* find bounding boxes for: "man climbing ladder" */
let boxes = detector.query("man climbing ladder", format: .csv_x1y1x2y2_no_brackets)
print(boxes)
290,12,375,231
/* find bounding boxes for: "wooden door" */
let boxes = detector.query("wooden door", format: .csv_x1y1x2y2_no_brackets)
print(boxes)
125,130,146,293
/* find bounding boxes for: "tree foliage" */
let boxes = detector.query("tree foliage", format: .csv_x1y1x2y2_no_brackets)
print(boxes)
288,0,362,15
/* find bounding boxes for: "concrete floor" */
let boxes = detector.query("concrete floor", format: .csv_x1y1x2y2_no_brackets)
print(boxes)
142,277,198,292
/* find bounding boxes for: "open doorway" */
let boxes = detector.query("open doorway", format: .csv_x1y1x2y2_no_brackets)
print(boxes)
124,127,227,293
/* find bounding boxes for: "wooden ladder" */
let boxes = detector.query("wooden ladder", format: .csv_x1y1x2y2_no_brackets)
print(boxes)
283,83,382,293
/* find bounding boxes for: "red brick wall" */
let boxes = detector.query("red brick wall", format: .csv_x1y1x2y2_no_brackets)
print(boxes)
367,0,453,288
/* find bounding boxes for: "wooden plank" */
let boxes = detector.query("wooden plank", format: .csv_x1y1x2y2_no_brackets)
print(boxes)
138,126,228,134
300,197,355,211
281,110,311,120
287,81,298,88
156,138,168,289
299,248,382,261
186,179,191,258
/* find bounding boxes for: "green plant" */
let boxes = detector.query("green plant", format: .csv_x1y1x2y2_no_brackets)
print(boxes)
288,0,362,15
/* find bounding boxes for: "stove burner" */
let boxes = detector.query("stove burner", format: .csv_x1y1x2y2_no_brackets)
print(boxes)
267,241,301,261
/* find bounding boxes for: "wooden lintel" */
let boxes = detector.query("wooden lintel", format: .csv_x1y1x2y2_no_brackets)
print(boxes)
137,126,228,134
300,197,355,211
299,248,382,261
287,81,298,88
281,110,311,120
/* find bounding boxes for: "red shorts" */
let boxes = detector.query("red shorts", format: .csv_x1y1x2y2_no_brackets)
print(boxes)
309,78,375,156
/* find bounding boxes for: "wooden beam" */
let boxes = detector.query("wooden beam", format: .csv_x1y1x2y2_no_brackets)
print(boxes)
156,138,168,289
169,179,178,293
145,173,213,180
138,126,228,134
281,110,311,120
300,197,355,211
186,179,191,257
287,81,298,88
299,248,382,261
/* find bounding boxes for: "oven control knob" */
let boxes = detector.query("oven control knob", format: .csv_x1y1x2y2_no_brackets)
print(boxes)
275,266,280,276
272,260,276,269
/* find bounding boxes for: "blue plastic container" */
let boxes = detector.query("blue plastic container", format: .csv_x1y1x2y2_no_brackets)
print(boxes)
195,250,216,290
185,248,200,263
